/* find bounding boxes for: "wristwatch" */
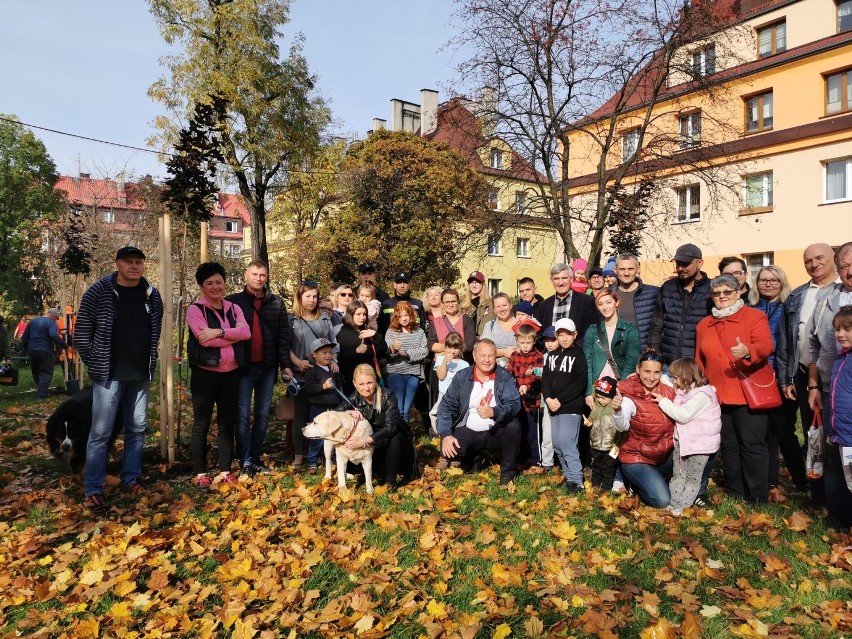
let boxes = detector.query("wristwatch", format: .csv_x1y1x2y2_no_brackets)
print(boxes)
219,329,225,338
806,384,820,391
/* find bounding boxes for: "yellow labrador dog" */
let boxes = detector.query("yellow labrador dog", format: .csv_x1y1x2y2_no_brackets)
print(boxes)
302,411,374,493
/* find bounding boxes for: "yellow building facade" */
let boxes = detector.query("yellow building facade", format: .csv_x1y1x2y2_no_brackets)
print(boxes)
564,0,852,287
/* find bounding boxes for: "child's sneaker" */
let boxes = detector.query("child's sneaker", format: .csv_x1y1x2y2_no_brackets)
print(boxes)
611,480,626,493
194,475,213,491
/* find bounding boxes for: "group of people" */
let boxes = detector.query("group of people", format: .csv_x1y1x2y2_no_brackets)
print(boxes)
59,241,852,528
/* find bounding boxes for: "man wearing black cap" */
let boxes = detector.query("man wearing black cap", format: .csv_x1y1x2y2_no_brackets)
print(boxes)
378,272,425,334
74,246,164,512
648,243,712,365
356,263,389,303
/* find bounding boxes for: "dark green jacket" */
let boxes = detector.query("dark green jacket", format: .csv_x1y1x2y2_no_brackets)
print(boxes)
582,317,640,395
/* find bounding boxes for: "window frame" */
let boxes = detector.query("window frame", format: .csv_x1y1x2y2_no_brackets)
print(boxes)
744,90,774,133
487,279,502,298
674,184,701,223
488,190,499,211
224,220,238,233
514,191,527,215
516,237,530,259
838,0,852,33
621,128,640,163
487,234,502,256
757,20,786,58
678,111,702,149
744,252,775,282
100,210,115,224
824,157,852,203
691,45,716,78
490,148,503,169
741,171,774,213
825,67,852,115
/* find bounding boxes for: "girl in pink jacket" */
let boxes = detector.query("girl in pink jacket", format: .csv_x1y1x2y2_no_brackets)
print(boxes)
652,358,722,515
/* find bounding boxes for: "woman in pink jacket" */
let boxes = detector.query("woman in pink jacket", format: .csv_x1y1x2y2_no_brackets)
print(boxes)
652,358,721,515
187,262,251,490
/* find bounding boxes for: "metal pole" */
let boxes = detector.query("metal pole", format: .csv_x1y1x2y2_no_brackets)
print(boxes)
200,221,208,263
159,216,168,459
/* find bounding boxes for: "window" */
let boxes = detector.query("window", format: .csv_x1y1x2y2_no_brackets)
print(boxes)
488,279,502,298
825,158,851,202
226,243,242,258
678,112,702,149
743,172,774,210
100,210,115,223
515,191,527,215
224,220,238,233
839,0,852,32
621,129,640,163
675,185,701,222
490,149,503,169
826,69,852,114
517,237,530,258
745,252,774,281
488,235,501,256
488,190,499,210
745,91,773,132
692,46,716,77
757,21,786,57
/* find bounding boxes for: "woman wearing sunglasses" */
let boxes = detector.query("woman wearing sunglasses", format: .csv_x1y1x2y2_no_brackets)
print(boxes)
289,280,337,468
696,274,775,503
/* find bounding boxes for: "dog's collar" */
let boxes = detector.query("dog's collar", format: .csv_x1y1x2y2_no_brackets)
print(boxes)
344,413,363,446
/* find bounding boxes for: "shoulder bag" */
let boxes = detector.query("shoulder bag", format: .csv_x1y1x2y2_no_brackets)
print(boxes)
714,323,782,410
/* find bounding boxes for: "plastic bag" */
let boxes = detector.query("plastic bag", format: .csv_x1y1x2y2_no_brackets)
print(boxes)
805,413,824,480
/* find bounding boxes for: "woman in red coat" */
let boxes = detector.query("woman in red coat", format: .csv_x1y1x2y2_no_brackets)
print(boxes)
696,274,775,503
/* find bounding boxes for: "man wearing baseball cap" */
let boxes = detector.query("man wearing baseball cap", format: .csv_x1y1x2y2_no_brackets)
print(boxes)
379,271,425,334
74,245,164,512
355,262,389,302
648,243,712,364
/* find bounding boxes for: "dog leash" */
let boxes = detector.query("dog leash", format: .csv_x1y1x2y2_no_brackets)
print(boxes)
329,382,359,411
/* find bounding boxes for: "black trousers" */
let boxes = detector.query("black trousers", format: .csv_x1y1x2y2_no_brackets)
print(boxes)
720,404,769,502
453,420,521,473
28,349,55,398
767,396,808,489
590,447,618,490
190,366,240,474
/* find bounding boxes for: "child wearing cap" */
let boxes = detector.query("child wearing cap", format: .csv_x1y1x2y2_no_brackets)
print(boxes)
542,318,589,493
538,325,560,469
508,323,544,465
584,376,621,490
303,337,345,471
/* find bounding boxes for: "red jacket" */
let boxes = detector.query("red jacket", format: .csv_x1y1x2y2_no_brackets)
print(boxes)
618,374,675,465
695,306,774,406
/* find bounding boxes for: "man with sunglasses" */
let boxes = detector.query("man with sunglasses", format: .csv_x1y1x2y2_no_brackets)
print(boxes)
226,260,294,477
648,243,713,365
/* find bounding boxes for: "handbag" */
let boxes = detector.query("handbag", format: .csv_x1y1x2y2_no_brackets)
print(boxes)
806,411,824,479
714,324,782,410
0,365,18,386
275,395,295,421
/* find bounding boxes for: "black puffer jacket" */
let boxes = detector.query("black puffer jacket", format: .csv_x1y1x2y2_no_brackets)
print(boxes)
225,288,291,371
630,278,659,350
648,274,712,364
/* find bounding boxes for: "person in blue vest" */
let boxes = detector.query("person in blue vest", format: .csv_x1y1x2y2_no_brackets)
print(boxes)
21,308,65,398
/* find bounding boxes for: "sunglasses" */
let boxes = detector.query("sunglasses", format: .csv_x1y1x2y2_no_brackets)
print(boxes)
302,279,318,288
638,351,663,362
339,292,354,298
711,290,738,298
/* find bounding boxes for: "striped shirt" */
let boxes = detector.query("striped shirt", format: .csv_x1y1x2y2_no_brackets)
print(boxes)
385,328,428,377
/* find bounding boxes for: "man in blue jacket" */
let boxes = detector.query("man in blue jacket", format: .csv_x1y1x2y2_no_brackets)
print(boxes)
74,246,163,512
437,339,522,484
21,307,65,398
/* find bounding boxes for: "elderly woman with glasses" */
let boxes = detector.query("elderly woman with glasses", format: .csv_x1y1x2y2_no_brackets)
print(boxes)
747,265,808,491
427,288,476,362
696,274,775,503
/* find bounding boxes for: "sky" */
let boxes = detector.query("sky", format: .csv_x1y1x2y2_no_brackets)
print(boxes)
0,0,464,182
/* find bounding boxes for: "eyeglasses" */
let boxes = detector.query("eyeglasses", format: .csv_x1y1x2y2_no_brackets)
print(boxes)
726,270,745,277
758,278,780,285
339,292,354,298
442,300,459,305
711,289,738,298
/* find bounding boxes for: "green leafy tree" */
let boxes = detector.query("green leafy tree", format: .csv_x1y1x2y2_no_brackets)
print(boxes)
148,0,330,266
0,115,65,313
317,130,500,290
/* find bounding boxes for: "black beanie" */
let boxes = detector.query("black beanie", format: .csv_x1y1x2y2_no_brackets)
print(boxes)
195,262,226,286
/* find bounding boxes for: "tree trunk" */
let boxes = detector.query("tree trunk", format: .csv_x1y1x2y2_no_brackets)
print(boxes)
249,200,268,265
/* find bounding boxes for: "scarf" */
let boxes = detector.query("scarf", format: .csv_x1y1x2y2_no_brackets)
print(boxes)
711,298,744,319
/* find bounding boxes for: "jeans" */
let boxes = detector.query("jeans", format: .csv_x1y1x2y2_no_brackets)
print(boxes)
28,350,55,398
822,388,852,528
386,373,420,422
306,403,331,464
235,364,277,465
621,453,673,508
84,378,151,496
551,413,583,485
190,367,240,474
540,406,554,467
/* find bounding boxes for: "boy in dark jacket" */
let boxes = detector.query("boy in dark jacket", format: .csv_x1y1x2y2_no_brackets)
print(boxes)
303,337,345,471
542,318,588,493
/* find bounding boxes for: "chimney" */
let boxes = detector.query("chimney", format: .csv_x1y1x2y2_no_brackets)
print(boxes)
372,118,387,132
116,172,127,206
79,172,90,180
390,99,404,131
420,89,439,137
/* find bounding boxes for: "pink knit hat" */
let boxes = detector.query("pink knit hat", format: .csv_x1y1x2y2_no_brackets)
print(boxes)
573,258,588,273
